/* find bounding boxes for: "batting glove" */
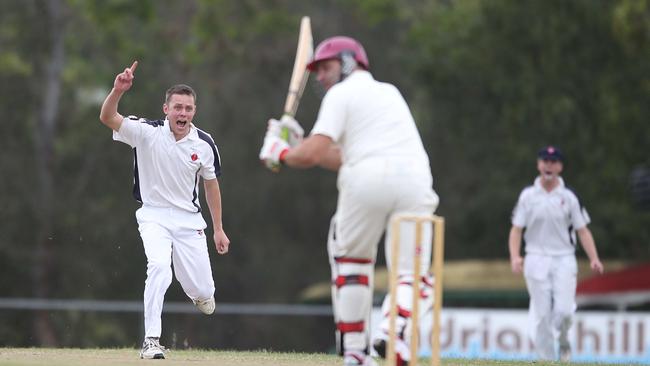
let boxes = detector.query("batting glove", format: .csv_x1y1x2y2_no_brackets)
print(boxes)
259,132,290,172
279,115,304,147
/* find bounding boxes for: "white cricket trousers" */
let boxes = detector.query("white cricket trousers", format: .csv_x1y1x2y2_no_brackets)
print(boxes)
524,253,577,360
136,205,215,338
328,156,439,354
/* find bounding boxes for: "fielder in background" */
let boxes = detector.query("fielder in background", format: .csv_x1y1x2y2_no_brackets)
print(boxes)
509,146,604,362
99,61,230,360
259,36,440,366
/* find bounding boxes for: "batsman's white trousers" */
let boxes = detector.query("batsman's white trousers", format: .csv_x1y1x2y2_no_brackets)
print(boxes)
328,156,439,353
331,156,439,266
524,253,577,360
136,205,215,338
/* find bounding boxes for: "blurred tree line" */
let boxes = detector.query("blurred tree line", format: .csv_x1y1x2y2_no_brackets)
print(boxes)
0,0,648,352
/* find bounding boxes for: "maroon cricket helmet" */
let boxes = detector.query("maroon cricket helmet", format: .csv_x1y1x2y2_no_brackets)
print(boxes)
306,36,369,71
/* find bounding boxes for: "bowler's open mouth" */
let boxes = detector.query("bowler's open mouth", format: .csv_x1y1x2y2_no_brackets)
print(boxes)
177,120,187,128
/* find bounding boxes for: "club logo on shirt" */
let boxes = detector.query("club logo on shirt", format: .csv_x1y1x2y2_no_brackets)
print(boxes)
197,229,204,236
191,153,198,161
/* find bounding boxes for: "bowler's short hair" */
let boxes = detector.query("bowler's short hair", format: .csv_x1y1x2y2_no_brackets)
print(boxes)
165,84,196,104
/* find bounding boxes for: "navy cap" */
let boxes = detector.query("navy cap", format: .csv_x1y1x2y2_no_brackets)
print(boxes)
537,145,564,162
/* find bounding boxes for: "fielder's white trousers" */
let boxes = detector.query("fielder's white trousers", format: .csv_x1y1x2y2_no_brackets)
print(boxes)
136,205,215,338
524,253,577,360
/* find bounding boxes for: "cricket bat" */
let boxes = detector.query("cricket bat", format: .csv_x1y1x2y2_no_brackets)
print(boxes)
280,16,313,139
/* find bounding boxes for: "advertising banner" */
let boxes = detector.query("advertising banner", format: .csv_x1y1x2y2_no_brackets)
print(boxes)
371,308,650,364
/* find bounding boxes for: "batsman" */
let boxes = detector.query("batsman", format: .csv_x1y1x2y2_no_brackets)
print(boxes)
259,36,440,366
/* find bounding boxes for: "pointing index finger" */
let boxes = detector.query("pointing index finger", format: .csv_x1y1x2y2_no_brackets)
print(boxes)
129,60,138,73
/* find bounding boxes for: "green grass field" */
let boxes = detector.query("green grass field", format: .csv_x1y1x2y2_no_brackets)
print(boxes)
0,348,628,366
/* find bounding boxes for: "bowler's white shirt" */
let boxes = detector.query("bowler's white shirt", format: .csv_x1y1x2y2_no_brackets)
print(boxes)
113,116,221,213
310,70,431,170
512,177,589,256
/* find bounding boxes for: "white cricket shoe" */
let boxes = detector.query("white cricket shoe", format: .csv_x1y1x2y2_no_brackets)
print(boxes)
139,337,166,359
193,296,215,315
343,350,378,366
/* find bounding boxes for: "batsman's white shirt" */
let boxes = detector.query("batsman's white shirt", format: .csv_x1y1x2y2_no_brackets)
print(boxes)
511,177,589,256
312,70,430,168
113,116,221,216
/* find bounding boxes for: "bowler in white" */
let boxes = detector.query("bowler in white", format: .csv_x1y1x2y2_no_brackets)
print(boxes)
99,61,230,360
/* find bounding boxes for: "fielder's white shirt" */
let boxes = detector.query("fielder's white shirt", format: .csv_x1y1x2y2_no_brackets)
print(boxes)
113,116,221,213
512,177,589,256
310,70,431,170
